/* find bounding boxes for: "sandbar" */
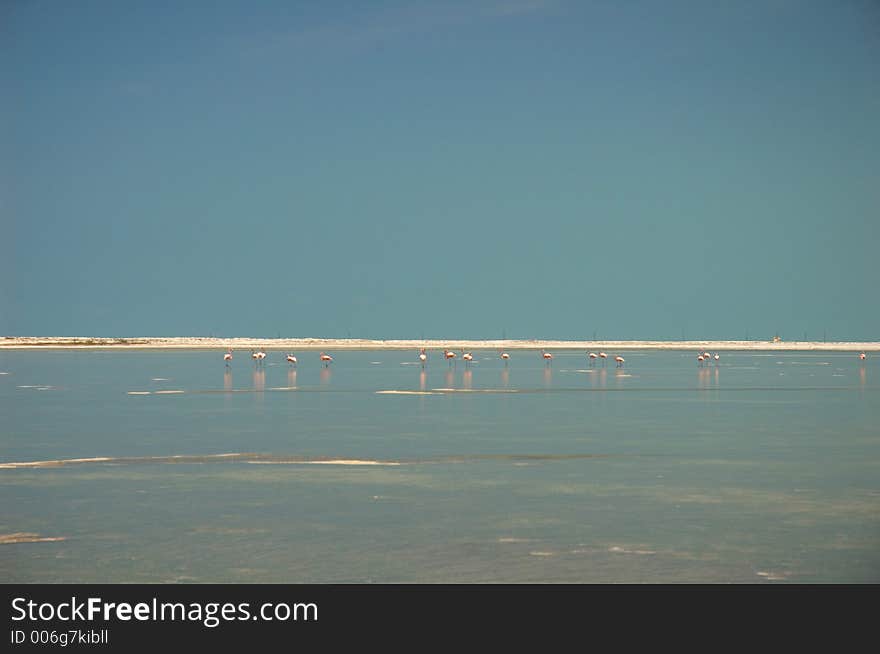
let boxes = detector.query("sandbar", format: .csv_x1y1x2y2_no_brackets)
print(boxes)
1,336,877,351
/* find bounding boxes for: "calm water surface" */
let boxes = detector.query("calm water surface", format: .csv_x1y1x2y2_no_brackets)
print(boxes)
1,349,877,583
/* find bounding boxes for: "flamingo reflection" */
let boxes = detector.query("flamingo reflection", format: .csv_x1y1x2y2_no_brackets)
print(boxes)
697,365,719,390
445,369,454,388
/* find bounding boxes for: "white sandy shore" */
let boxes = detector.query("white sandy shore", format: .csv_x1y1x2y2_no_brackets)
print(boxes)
1,336,877,351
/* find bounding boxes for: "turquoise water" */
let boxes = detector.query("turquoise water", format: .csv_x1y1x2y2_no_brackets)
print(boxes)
1,349,878,583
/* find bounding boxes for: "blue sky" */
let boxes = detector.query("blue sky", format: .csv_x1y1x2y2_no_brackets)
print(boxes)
2,0,878,340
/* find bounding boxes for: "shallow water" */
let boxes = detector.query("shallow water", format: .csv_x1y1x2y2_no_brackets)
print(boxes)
1,349,877,582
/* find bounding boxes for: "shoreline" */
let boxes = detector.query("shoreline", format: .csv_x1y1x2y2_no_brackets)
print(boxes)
1,336,877,352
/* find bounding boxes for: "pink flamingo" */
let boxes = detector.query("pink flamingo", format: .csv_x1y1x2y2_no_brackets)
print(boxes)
286,354,297,367
444,350,457,366
419,348,427,368
500,351,510,365
542,350,553,365
697,354,705,367
588,352,598,366
615,356,625,368
714,353,720,365
320,352,333,367
223,350,232,367
859,352,866,361
599,352,607,367
462,351,474,368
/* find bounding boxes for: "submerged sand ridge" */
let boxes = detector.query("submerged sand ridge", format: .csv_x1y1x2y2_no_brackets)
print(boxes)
0,336,877,351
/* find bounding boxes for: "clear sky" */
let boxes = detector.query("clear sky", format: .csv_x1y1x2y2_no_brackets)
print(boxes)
2,0,878,340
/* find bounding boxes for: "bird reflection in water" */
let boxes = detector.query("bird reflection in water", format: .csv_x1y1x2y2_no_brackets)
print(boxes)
445,369,454,389
697,366,710,390
252,369,265,403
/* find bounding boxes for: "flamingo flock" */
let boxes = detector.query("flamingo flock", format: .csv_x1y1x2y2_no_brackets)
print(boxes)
221,349,327,368
697,352,721,367
221,347,869,372
223,346,638,370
